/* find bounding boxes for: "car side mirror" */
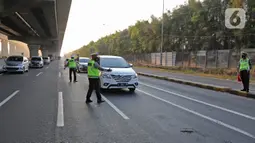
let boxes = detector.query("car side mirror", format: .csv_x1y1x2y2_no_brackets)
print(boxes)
129,63,133,67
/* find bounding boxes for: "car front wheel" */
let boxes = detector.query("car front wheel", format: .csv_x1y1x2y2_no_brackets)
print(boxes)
129,88,136,93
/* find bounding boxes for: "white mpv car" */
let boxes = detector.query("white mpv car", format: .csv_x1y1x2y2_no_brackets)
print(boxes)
99,55,138,92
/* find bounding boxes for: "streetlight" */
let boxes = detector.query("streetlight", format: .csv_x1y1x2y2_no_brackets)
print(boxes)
160,0,164,66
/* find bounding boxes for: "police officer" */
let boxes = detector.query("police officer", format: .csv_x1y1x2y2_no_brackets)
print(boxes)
86,53,111,104
67,56,78,82
238,52,252,92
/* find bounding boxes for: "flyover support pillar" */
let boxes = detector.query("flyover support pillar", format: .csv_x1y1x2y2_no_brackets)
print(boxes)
29,45,40,58
1,40,9,58
42,49,49,57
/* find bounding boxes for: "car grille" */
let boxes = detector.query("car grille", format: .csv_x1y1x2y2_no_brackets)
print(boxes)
6,63,18,66
6,67,19,70
111,75,132,82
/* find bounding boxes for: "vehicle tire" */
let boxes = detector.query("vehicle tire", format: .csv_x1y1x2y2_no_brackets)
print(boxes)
26,67,29,72
129,88,136,93
100,88,106,93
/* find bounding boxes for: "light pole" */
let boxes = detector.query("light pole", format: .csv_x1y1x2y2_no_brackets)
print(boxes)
160,0,164,66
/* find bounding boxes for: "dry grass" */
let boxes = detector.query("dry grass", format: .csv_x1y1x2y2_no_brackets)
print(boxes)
135,64,255,82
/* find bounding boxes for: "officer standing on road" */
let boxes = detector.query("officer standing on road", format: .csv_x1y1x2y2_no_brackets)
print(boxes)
67,56,78,83
86,53,111,104
238,52,252,92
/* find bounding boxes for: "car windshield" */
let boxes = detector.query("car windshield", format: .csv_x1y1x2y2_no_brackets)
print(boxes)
100,57,130,68
43,57,48,59
7,56,23,61
79,58,89,63
31,57,41,61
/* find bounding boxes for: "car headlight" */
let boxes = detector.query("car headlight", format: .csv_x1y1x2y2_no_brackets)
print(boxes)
102,73,111,79
131,74,138,79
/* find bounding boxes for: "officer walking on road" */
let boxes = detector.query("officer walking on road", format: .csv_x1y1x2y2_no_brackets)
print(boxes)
86,53,111,104
67,56,78,83
238,52,252,92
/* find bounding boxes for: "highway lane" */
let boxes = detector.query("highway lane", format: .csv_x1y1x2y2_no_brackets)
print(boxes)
0,62,59,143
0,60,255,143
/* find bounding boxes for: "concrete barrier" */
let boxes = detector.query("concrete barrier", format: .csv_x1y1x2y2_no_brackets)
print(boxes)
138,72,255,99
0,59,5,73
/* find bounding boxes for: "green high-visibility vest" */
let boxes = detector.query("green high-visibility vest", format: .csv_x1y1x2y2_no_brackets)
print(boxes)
240,59,249,71
68,59,77,68
87,60,100,78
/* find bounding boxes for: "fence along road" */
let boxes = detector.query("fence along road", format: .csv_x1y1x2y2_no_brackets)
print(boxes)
124,48,255,69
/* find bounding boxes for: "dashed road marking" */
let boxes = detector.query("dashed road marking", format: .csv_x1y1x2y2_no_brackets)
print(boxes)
46,67,49,69
137,89,255,139
59,72,61,78
36,72,43,77
57,92,64,127
140,82,255,121
0,90,20,108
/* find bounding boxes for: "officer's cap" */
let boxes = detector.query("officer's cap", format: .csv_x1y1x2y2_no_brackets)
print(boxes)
90,52,99,56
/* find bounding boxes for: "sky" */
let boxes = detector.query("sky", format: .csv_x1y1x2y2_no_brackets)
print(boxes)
60,0,187,56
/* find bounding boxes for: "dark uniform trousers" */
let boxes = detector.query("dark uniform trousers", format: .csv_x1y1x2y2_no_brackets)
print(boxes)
69,68,77,82
86,78,102,101
240,70,250,92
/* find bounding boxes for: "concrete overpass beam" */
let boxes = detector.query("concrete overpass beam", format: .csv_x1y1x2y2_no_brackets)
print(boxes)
29,45,40,58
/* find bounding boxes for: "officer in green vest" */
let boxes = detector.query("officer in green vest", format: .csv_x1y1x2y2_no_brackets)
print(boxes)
67,56,78,82
238,52,252,92
86,53,111,104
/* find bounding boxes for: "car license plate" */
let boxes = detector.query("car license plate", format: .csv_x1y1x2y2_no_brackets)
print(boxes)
118,83,127,86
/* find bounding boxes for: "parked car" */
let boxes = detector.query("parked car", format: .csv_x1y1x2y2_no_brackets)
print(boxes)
43,57,51,65
99,55,138,92
77,57,90,73
29,56,44,68
3,55,29,73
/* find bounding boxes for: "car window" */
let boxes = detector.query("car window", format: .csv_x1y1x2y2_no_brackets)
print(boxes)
7,56,23,61
100,57,130,68
79,58,89,63
43,57,49,60
31,57,42,61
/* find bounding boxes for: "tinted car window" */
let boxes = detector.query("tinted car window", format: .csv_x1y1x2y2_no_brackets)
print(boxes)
7,56,23,61
100,57,130,68
31,57,42,61
79,58,89,63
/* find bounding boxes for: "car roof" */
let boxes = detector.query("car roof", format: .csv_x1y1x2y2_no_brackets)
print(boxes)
99,55,122,58
79,57,89,59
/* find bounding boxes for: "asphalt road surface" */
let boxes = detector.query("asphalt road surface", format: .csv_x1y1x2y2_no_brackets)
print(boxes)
0,60,255,143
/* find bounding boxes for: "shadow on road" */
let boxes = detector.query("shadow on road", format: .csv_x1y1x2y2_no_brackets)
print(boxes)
102,89,138,97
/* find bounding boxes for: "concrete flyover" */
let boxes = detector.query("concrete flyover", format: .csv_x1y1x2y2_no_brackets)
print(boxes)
0,0,72,58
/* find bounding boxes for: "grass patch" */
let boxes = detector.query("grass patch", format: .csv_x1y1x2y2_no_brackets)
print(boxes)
135,64,255,83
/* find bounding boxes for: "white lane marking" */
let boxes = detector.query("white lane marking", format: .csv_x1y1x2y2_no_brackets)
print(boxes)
46,67,49,69
0,90,20,108
101,95,129,120
36,72,43,77
140,82,255,121
137,89,255,139
57,92,64,127
77,74,81,76
58,72,61,78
